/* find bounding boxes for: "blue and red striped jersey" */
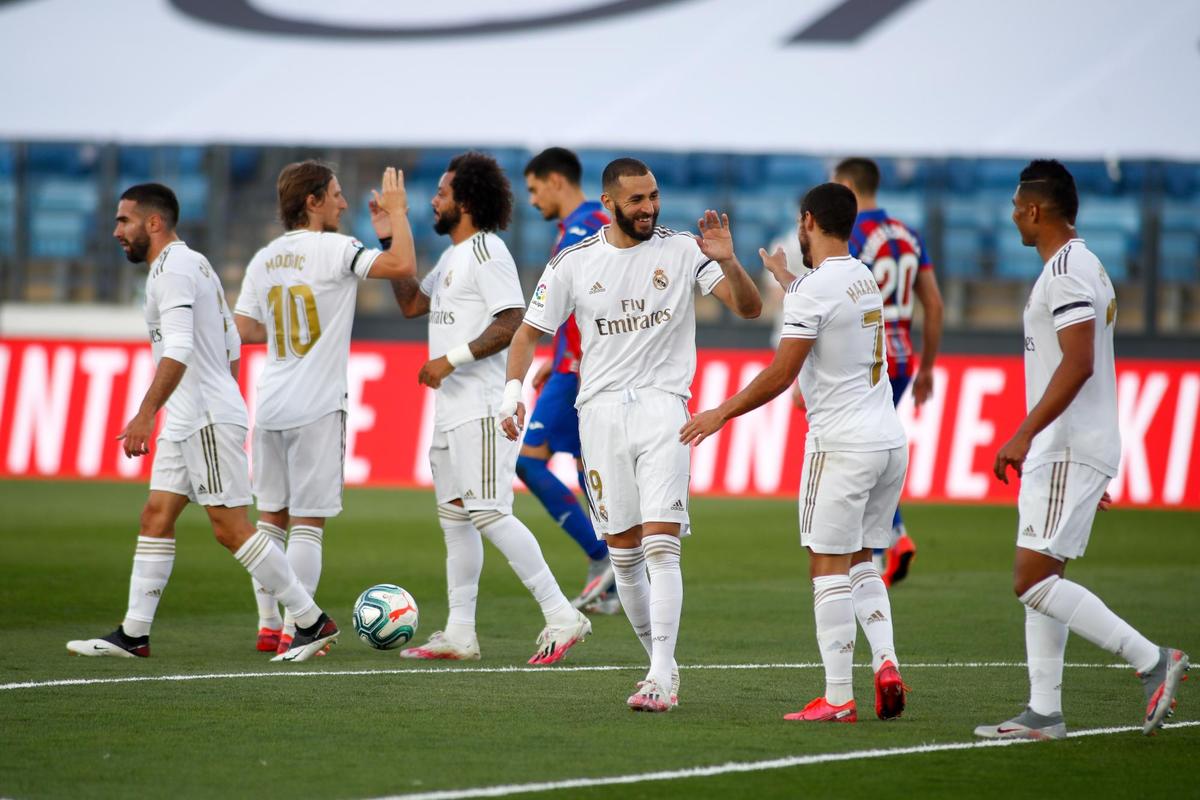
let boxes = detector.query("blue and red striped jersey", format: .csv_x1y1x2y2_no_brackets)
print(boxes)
849,208,934,379
549,200,608,374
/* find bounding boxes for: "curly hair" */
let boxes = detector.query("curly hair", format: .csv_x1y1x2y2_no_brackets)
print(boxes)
447,151,513,232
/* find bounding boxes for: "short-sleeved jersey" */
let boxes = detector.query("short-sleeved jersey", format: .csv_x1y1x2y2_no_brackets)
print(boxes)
144,241,248,441
524,225,725,408
1022,238,1120,476
420,231,526,432
549,201,610,375
780,255,907,453
235,229,381,430
849,209,934,379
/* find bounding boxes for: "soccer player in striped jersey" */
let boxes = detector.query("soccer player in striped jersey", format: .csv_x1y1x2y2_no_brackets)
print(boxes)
833,158,944,586
976,159,1188,740
67,183,336,662
377,152,589,664
683,183,908,723
521,147,616,613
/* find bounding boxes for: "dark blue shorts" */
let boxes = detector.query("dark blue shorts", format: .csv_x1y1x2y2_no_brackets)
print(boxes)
890,374,911,408
523,372,582,457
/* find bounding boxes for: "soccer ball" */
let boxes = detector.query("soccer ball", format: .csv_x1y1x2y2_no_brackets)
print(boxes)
352,584,419,650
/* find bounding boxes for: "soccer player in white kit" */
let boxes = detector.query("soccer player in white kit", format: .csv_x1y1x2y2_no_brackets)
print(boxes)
234,162,417,655
66,183,337,663
501,158,762,711
378,151,590,665
683,183,909,723
974,160,1189,740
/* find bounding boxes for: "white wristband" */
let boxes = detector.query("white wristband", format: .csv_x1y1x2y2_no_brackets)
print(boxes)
500,378,523,415
446,343,475,367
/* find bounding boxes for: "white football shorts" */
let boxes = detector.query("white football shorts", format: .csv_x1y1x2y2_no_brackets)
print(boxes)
150,423,253,508
1016,461,1109,560
798,446,908,555
429,417,518,512
578,387,692,537
252,410,347,518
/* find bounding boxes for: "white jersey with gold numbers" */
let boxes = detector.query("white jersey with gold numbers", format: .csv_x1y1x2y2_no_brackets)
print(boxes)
524,226,725,407
420,231,526,432
235,229,382,430
1022,238,1120,476
144,241,248,441
780,255,906,453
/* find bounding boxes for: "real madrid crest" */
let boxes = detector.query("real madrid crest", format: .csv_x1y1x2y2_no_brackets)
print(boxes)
652,268,669,290
444,269,453,287
597,503,609,522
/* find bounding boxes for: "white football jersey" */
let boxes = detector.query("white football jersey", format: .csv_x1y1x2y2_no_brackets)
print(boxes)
1022,238,1120,476
421,231,526,432
144,241,247,441
524,226,725,407
780,255,906,453
235,229,381,430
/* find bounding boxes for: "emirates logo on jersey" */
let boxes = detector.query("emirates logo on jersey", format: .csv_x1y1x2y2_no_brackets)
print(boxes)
652,268,669,290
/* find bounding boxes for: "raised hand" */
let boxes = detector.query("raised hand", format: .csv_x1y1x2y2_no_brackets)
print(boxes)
759,245,796,289
694,209,735,263
373,166,408,220
368,195,392,239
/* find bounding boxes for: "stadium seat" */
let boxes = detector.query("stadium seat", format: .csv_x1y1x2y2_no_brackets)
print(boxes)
30,210,89,259
1162,162,1200,199
941,226,985,277
0,177,14,256
875,191,927,230
994,231,1039,279
1159,231,1198,281
762,154,828,191
1075,228,1131,281
1160,201,1200,233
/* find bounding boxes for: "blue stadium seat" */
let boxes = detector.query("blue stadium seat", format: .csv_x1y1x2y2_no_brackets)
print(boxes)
516,217,557,269
0,143,16,177
941,227,985,277
762,154,828,191
1078,196,1139,232
1159,231,1198,281
975,159,1028,190
994,231,1040,279
875,191,927,231
30,210,89,259
29,177,97,213
1163,162,1200,199
0,177,14,256
1062,161,1119,195
687,152,731,188
1076,229,1130,281
26,142,97,175
731,190,795,231
1160,201,1200,233
230,147,261,181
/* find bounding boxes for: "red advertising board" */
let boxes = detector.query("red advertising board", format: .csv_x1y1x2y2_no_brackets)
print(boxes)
1,338,1197,508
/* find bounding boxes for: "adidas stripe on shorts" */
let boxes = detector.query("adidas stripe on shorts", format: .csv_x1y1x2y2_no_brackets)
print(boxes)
1016,460,1109,560
577,387,692,537
798,446,907,555
429,417,518,512
150,423,253,508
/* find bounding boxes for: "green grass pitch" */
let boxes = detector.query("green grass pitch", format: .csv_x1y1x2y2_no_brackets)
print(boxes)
0,480,1196,799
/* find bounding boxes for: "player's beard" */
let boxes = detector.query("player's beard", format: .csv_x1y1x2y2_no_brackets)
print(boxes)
799,227,813,269
433,204,462,235
612,204,657,242
122,230,151,264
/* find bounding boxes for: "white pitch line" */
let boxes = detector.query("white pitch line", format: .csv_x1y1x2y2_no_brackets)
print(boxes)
1,661,1131,692
368,721,1200,800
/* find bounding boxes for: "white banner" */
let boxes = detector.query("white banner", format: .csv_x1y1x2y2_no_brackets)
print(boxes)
0,0,1195,158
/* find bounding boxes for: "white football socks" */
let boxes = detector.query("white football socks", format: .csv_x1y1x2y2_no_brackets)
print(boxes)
813,574,856,706
250,521,285,630
643,534,683,690
1020,574,1159,673
438,504,482,644
470,509,575,627
609,544,653,658
1024,604,1068,716
121,535,176,638
234,531,320,629
849,562,898,672
280,524,324,637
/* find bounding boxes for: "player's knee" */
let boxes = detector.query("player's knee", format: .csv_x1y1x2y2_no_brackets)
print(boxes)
139,501,175,537
515,454,547,483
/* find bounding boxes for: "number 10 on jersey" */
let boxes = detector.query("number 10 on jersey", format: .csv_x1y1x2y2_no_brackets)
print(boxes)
267,284,322,359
